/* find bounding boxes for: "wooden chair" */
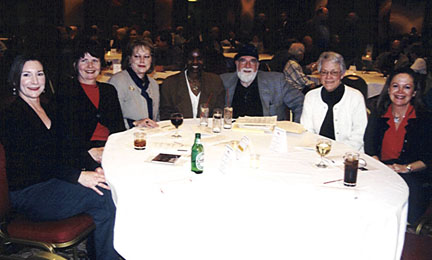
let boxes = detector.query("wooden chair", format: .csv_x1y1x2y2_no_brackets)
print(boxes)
0,143,95,259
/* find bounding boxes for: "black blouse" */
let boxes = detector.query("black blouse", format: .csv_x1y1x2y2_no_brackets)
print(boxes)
0,97,80,191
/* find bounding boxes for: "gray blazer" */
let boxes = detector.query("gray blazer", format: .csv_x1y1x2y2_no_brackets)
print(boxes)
220,71,304,122
109,70,160,128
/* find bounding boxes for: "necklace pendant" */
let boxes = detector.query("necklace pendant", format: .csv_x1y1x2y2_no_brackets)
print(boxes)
394,116,400,123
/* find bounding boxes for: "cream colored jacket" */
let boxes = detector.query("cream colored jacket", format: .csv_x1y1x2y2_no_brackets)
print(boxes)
300,85,367,151
109,70,160,129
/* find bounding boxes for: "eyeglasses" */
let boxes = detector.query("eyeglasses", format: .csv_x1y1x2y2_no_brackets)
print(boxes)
320,70,341,77
238,58,258,65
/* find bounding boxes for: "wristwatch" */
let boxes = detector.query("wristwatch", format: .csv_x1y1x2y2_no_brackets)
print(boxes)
406,164,412,173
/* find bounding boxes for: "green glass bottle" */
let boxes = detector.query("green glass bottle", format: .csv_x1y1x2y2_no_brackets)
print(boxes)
191,133,204,174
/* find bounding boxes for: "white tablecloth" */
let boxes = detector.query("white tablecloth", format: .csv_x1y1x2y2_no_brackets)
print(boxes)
102,119,408,260
309,71,386,99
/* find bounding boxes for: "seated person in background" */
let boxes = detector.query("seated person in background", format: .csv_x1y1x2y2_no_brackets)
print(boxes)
221,30,241,52
0,55,118,260
142,30,153,45
249,34,265,54
112,27,128,53
268,38,295,72
408,43,427,75
160,45,225,120
364,68,432,224
301,35,320,74
56,39,125,170
283,42,316,93
154,30,183,72
220,44,304,122
109,39,159,129
374,39,410,75
300,51,367,151
173,26,187,48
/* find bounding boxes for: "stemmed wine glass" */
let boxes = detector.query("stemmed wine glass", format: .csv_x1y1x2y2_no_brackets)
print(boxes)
315,138,332,168
170,113,184,138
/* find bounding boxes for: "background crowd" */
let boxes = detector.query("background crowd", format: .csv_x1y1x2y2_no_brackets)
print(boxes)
0,2,432,259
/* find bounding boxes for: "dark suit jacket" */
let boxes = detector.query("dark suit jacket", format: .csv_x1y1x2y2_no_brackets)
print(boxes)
56,79,125,170
159,71,225,120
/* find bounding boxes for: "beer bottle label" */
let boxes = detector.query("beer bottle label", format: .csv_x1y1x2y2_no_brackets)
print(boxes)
196,152,204,170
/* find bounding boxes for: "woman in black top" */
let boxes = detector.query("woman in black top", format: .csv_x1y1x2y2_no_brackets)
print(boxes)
0,54,118,260
56,39,125,170
364,68,432,223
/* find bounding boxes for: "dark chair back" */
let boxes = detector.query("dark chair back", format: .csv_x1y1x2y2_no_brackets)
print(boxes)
259,60,272,72
0,143,9,219
342,75,368,102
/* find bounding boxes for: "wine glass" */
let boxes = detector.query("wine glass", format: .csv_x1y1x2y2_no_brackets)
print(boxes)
315,138,332,168
170,113,184,138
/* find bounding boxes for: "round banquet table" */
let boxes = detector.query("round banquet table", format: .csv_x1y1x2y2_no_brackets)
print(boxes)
102,119,408,260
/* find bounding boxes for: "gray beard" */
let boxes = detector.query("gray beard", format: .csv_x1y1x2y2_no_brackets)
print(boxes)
237,70,257,86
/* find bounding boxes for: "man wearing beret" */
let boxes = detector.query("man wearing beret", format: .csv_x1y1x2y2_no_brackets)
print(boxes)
220,44,304,122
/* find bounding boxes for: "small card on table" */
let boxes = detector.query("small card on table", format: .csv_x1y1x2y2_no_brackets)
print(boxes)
270,127,287,153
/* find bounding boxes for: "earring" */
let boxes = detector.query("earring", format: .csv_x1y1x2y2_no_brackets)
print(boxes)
12,87,17,96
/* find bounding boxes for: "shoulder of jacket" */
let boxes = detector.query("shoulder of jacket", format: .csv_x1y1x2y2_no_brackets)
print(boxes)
109,70,128,81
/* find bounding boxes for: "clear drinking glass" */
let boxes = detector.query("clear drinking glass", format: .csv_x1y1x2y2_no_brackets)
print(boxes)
212,108,222,133
315,138,332,168
199,104,209,126
223,107,233,129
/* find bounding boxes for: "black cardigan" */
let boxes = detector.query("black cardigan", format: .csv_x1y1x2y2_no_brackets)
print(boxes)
56,79,125,170
364,108,432,171
0,97,81,191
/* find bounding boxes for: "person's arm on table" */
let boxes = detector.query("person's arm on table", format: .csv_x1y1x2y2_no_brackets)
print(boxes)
133,118,159,128
388,161,427,174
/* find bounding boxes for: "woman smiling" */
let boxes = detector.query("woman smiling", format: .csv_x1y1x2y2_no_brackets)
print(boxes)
56,39,125,171
364,67,432,223
109,39,159,128
300,51,368,151
0,55,119,259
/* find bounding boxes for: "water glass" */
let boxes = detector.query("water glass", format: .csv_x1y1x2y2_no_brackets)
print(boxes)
199,104,209,126
212,108,222,133
223,107,233,129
